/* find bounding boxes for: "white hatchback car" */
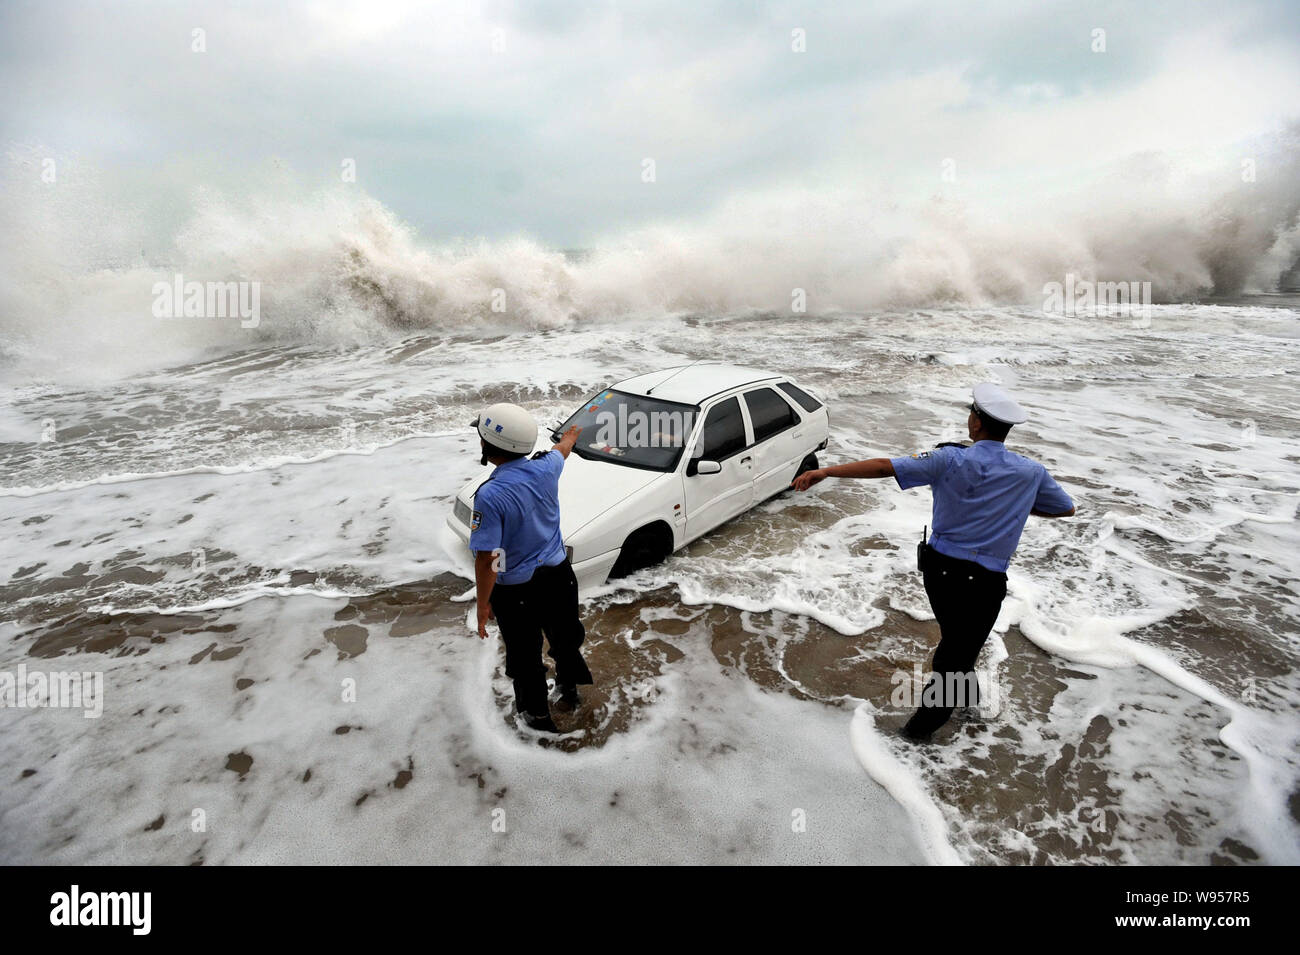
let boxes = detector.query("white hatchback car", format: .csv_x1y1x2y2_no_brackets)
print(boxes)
447,363,830,590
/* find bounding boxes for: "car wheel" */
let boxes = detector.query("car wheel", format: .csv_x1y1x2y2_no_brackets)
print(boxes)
609,523,673,578
795,453,818,477
781,453,819,495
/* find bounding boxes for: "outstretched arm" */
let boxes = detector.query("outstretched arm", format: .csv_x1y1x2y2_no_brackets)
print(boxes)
553,425,582,459
1032,469,1075,518
791,457,895,491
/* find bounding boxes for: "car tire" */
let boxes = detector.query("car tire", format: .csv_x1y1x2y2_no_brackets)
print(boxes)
610,523,672,579
780,453,819,495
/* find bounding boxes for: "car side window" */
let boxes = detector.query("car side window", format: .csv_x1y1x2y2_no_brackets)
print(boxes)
698,396,746,460
777,381,822,412
744,388,797,443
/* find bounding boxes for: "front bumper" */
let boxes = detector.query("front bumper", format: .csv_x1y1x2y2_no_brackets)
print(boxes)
569,548,621,591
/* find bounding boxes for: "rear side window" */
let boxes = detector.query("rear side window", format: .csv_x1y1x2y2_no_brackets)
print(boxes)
744,388,797,442
699,397,746,460
778,381,823,412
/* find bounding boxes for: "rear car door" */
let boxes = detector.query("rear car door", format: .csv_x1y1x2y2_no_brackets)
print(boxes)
683,395,754,539
742,386,806,501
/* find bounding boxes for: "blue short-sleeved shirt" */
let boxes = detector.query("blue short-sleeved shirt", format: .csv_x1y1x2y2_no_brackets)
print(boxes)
890,441,1074,573
469,449,567,585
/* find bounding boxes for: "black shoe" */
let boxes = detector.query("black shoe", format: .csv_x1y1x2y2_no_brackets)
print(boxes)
898,720,934,743
555,683,582,712
520,711,558,733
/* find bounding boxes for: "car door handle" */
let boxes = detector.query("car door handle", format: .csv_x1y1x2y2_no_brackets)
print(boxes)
740,456,752,464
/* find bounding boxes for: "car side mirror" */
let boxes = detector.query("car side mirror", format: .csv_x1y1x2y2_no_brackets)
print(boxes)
693,459,721,475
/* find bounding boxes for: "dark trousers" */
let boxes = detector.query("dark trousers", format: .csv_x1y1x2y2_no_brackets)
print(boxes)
488,559,593,717
905,545,1008,737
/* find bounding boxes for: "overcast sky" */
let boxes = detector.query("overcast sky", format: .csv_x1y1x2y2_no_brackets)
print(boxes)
2,0,1299,246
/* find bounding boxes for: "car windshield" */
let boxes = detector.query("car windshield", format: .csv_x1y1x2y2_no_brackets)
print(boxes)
556,388,699,471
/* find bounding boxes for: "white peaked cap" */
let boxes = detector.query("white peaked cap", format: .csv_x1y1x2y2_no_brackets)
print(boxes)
972,383,1028,425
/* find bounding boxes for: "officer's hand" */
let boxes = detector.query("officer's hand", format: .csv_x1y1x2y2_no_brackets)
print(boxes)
555,425,583,458
791,468,826,491
476,603,494,639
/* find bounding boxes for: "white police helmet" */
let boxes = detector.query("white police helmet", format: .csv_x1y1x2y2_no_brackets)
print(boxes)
474,403,537,455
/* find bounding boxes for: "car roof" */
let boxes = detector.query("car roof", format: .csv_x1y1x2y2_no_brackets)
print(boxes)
613,363,785,405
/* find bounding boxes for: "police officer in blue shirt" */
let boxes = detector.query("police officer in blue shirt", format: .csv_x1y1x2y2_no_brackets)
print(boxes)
792,384,1076,741
469,402,593,733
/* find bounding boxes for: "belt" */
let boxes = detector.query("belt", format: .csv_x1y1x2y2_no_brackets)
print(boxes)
922,542,1007,579
492,556,571,590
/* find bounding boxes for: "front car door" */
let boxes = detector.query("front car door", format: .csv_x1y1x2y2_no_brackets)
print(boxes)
683,395,754,541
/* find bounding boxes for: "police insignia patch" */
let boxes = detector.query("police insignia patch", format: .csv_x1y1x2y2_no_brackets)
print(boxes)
470,510,482,530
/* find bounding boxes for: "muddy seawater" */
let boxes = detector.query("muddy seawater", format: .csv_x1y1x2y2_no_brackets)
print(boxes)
2,304,1298,864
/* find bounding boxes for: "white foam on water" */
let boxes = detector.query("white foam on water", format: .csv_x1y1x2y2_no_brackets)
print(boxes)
849,704,963,866
0,589,926,864
0,429,462,499
1010,591,1300,865
0,433,487,624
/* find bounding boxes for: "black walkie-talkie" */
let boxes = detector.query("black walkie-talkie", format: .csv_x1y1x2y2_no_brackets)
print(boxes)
917,525,928,572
